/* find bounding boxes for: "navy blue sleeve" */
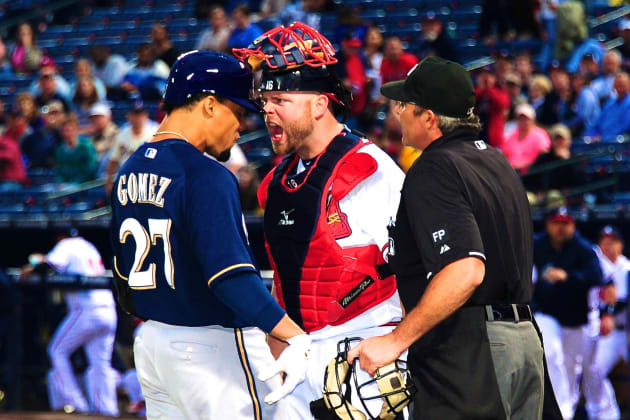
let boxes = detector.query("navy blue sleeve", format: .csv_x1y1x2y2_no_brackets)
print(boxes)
186,163,258,287
213,271,285,333
567,244,603,288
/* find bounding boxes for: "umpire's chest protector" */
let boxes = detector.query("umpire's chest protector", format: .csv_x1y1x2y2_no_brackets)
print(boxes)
260,132,397,333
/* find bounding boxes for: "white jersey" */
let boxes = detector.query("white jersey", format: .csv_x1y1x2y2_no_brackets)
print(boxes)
309,142,405,341
46,237,115,309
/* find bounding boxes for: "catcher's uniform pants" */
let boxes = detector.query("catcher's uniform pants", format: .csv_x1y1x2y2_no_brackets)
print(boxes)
134,320,284,420
47,304,118,416
282,325,402,420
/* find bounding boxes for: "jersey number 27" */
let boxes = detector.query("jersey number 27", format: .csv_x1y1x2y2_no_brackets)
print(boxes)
117,217,174,290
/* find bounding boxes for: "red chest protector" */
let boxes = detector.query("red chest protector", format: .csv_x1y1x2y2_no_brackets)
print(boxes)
259,131,397,332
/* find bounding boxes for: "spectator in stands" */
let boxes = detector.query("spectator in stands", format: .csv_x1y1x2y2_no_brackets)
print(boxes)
585,72,630,141
20,100,64,169
512,0,541,40
35,65,72,112
539,65,573,127
618,20,630,71
333,7,367,45
237,164,261,214
9,22,53,74
419,13,459,63
89,45,129,97
525,124,586,204
150,23,179,68
493,50,514,84
590,50,622,103
578,53,599,79
2,104,30,144
55,113,98,184
0,108,29,190
15,92,43,131
505,71,528,122
0,34,13,75
362,26,384,110
555,1,587,62
478,0,516,45
258,0,291,21
277,0,331,31
515,52,534,97
196,5,232,52
529,74,553,117
380,36,418,86
72,77,100,131
227,5,263,50
475,66,510,148
87,103,118,163
563,71,599,136
69,58,106,101
28,63,72,102
121,43,169,101
104,103,155,195
336,35,369,131
501,103,551,173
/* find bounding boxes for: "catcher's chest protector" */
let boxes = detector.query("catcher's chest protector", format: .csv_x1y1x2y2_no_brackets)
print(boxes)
262,131,397,332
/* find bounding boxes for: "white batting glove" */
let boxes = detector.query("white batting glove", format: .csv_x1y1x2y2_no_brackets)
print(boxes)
258,334,311,404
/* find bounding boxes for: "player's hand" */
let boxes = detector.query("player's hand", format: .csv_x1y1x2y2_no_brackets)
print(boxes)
599,284,617,305
543,267,568,283
600,314,615,336
258,334,311,404
346,334,403,377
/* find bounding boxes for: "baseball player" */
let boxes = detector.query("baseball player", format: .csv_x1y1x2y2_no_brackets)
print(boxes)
532,209,605,420
110,50,311,420
585,225,627,420
233,23,405,419
21,229,118,416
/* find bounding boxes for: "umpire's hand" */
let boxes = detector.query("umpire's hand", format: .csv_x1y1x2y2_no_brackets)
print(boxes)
258,334,311,404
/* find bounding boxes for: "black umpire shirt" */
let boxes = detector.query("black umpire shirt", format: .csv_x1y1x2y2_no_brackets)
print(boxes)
390,127,533,313
387,127,539,419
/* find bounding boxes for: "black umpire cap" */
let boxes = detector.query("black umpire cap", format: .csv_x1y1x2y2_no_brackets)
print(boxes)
380,56,475,118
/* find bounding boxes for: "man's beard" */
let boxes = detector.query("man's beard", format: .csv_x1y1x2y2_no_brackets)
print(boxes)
271,106,314,155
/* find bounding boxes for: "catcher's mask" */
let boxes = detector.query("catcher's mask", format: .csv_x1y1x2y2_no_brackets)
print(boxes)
315,337,416,420
232,22,351,119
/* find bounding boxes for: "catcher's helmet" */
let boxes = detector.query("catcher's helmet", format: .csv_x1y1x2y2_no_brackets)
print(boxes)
319,338,416,420
162,50,260,112
232,22,351,117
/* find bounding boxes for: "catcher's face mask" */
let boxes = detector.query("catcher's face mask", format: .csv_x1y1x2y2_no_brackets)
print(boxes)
319,338,416,420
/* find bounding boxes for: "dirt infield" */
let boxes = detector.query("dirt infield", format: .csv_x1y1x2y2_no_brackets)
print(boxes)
0,413,142,419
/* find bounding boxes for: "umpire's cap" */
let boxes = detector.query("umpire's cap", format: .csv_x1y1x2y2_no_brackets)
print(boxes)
381,56,475,118
163,50,260,112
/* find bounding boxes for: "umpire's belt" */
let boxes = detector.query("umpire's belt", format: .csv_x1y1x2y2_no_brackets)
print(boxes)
484,304,532,322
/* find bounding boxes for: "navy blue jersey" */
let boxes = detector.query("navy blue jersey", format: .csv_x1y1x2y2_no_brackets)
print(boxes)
110,139,260,327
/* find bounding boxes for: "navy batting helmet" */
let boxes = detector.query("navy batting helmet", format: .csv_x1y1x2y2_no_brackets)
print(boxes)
163,50,260,112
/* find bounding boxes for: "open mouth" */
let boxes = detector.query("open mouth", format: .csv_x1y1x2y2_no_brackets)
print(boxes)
267,122,284,142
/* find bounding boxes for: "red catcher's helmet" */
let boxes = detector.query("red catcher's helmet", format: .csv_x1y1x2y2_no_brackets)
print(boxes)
232,21,338,72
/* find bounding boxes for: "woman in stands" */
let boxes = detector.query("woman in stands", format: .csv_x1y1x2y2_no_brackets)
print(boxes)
9,23,53,74
72,77,99,134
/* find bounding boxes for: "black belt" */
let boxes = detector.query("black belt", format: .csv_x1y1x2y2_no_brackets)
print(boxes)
484,304,532,322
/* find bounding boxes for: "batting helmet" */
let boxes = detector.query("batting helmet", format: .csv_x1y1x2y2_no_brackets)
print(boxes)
232,22,351,117
162,50,260,112
316,337,416,420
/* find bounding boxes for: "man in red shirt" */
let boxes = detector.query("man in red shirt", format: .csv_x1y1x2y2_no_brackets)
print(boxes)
380,36,419,85
0,108,28,189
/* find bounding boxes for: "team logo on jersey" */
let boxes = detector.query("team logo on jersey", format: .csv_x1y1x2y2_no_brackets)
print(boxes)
144,148,157,159
326,199,351,239
474,140,487,150
278,208,295,226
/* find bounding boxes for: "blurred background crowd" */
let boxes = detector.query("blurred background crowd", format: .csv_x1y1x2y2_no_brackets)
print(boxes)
0,0,629,418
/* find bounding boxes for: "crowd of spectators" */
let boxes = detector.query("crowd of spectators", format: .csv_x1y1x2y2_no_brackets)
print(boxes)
0,2,628,214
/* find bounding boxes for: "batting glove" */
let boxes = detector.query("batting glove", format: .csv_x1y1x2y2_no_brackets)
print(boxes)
258,334,311,404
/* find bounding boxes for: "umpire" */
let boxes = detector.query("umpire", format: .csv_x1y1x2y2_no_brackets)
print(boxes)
348,56,562,419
